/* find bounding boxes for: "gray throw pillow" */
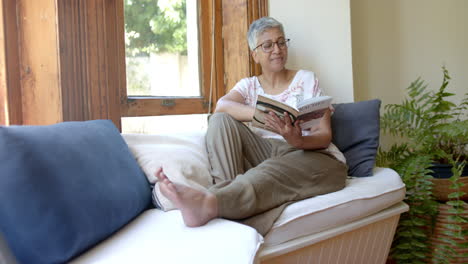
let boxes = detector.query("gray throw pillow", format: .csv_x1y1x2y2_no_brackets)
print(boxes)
331,99,381,176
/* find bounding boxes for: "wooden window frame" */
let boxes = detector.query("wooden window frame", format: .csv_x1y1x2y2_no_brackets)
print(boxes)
118,0,225,117
0,0,22,125
221,0,268,95
0,0,268,126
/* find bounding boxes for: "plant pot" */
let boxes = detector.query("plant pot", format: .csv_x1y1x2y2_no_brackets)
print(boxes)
429,163,468,201
430,177,468,201
429,203,468,264
429,163,468,179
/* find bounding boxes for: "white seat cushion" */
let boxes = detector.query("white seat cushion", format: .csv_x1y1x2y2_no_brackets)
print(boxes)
119,131,405,258
264,167,405,246
70,210,263,264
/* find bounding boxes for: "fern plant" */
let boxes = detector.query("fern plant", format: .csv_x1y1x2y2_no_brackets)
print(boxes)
377,67,468,263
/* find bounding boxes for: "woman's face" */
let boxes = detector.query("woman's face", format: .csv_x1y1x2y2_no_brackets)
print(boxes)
252,27,288,73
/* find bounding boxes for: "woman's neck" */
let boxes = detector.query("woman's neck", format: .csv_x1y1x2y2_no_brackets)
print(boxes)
259,69,294,95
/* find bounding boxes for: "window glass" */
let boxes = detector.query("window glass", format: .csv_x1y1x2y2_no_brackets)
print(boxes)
124,0,200,97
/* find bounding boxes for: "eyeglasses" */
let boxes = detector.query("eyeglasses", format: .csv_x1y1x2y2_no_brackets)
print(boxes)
254,38,290,53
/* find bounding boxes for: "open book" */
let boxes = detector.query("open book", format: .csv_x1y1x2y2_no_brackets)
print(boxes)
252,95,332,132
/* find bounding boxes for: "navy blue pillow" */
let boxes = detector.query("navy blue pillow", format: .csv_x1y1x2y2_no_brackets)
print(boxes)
0,120,151,264
331,99,381,177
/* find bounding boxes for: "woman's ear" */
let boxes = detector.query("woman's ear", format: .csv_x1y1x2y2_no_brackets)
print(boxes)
251,50,259,64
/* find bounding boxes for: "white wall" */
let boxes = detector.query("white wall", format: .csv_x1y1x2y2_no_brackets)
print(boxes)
351,0,468,148
351,0,468,107
270,0,354,103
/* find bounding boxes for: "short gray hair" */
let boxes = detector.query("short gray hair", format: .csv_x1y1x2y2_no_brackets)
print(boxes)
247,17,285,51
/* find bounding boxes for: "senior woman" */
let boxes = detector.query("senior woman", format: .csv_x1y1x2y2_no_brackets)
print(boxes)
156,17,348,235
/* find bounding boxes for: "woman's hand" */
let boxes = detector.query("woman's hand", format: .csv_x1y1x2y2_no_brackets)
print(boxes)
264,111,303,148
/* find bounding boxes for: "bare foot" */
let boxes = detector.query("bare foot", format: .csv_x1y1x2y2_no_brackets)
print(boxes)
155,167,218,227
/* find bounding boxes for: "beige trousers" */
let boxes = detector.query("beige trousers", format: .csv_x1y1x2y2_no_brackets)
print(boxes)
206,113,348,235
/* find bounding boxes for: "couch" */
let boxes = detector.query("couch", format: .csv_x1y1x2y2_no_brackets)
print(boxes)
0,99,408,264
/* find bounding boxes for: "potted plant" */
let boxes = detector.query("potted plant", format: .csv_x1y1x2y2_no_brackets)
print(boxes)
377,67,468,264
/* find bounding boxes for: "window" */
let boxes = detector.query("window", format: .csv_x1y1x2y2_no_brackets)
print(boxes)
119,0,268,134
124,0,200,97
120,0,224,119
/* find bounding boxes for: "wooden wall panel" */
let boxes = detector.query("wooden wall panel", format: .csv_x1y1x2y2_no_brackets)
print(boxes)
222,0,268,93
0,0,22,125
0,7,6,125
0,0,122,127
85,0,109,121
198,0,224,113
57,0,86,121
17,0,63,125
248,0,268,77
103,0,124,126
56,0,122,127
222,0,250,92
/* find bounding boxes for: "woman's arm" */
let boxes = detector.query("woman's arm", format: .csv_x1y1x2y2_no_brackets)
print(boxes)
264,108,332,150
214,90,255,122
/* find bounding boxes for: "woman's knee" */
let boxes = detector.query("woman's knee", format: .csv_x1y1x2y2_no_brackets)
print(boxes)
207,112,240,134
208,112,235,126
329,162,348,191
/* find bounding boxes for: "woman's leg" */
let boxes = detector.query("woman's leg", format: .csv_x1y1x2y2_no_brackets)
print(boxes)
157,142,347,233
155,168,217,227
159,115,347,234
206,112,272,184
156,112,274,228
210,140,348,234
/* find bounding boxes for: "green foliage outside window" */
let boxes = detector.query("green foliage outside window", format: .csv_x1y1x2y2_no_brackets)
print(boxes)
124,0,187,56
124,0,188,95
